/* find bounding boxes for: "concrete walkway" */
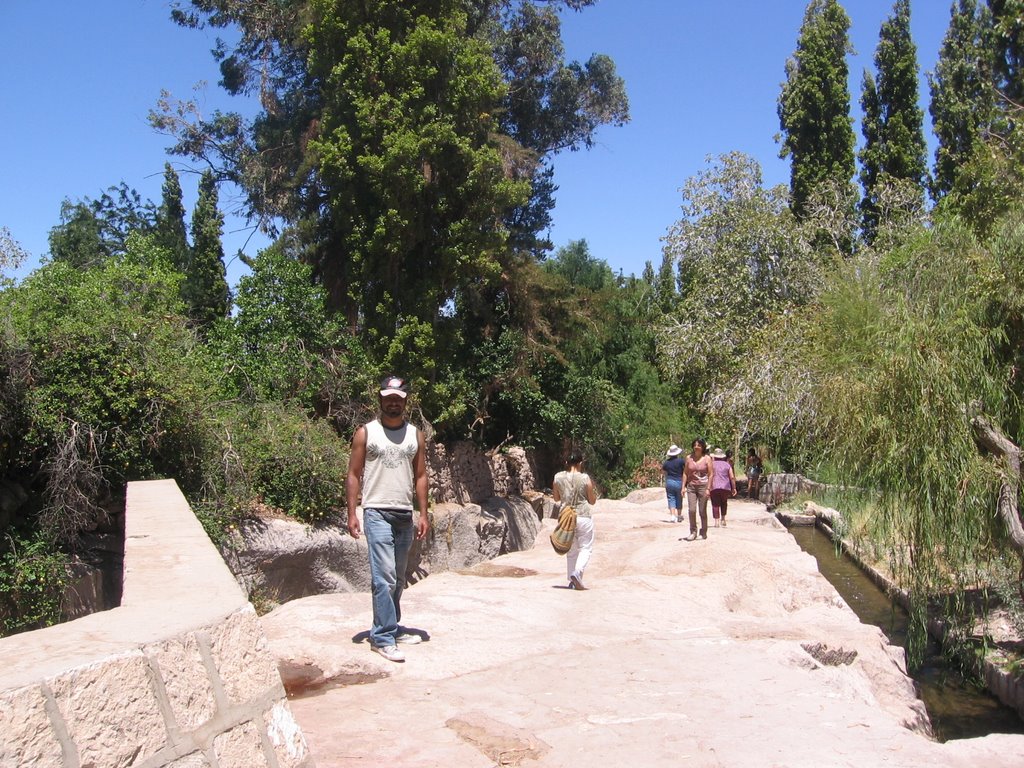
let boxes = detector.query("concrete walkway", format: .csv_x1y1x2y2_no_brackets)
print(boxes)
262,491,1024,767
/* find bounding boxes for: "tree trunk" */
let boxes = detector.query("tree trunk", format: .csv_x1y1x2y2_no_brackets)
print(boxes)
969,407,1024,596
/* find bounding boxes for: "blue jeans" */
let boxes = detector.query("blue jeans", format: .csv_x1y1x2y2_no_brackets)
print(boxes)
364,508,415,648
665,479,682,511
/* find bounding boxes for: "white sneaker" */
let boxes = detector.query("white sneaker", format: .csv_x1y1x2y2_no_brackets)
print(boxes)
396,632,422,644
373,644,405,662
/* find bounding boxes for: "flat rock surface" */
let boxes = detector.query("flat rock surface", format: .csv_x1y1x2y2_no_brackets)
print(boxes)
262,492,1024,767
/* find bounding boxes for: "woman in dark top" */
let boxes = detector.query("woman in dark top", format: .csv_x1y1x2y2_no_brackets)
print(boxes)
745,448,763,500
662,444,685,523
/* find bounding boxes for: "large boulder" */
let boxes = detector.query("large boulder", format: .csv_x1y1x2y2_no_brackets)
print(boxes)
223,517,368,604
227,496,542,604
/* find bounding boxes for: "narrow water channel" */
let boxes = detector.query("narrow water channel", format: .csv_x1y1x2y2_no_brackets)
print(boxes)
788,523,1024,742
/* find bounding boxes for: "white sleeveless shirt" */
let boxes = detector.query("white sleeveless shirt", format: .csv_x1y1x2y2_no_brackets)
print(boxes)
361,419,419,511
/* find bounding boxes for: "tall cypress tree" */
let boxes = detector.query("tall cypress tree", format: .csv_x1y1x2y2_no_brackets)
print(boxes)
859,70,884,240
187,170,230,328
154,163,190,274
929,0,995,200
858,0,928,242
654,251,676,313
778,0,856,219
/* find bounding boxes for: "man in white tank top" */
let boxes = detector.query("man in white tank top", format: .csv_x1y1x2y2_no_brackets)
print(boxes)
346,375,429,662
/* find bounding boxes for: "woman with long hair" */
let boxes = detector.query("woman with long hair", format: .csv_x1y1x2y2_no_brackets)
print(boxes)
683,438,713,540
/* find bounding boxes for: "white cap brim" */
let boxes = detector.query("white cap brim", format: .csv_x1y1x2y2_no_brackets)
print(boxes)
380,388,408,398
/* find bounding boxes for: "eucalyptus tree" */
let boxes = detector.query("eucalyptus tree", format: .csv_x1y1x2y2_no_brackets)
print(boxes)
658,153,818,415
777,0,856,221
928,0,994,200
486,1,629,256
858,0,927,243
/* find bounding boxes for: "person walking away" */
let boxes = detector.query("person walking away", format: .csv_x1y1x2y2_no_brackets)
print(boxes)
709,447,737,527
745,448,763,500
346,375,430,663
662,444,685,523
552,451,598,590
683,438,713,541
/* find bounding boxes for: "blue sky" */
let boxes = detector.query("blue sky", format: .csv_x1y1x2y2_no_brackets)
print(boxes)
1,1,951,286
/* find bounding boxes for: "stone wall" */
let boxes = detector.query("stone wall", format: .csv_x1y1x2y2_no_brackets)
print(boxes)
758,472,829,505
0,479,313,768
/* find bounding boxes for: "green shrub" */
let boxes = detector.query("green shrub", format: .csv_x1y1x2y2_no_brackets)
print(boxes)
0,533,70,635
200,402,350,530
210,246,349,404
1,237,220,542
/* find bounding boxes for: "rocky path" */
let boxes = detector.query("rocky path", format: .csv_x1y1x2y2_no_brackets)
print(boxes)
262,490,1024,767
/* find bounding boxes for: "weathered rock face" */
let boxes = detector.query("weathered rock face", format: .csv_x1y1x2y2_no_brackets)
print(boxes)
224,517,371,603
227,497,543,603
426,443,546,504
224,441,547,604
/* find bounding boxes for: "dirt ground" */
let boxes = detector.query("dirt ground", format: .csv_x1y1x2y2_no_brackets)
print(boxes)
262,491,1024,768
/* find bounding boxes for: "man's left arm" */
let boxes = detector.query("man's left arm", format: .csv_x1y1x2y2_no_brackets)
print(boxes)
413,429,429,540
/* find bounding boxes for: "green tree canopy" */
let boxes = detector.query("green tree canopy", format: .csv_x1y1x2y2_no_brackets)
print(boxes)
858,0,928,242
929,0,995,200
709,208,1024,662
659,153,818,414
48,184,156,268
1,236,215,544
777,0,856,219
154,0,628,418
154,163,191,274
186,169,231,329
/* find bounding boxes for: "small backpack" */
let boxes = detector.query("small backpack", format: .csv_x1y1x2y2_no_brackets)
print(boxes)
549,474,583,555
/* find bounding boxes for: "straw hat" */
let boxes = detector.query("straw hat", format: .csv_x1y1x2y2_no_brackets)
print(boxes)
666,444,682,457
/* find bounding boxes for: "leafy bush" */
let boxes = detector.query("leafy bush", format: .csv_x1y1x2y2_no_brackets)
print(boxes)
199,402,349,529
210,245,351,404
1,237,220,542
0,533,69,635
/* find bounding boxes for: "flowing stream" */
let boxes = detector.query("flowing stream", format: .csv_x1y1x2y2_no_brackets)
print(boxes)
788,523,1024,742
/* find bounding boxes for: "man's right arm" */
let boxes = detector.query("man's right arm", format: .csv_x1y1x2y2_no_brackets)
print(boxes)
346,426,367,539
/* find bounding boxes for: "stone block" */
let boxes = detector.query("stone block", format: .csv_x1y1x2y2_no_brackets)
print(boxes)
0,684,63,767
209,608,282,705
213,720,269,768
145,633,216,731
50,652,167,767
265,701,310,768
